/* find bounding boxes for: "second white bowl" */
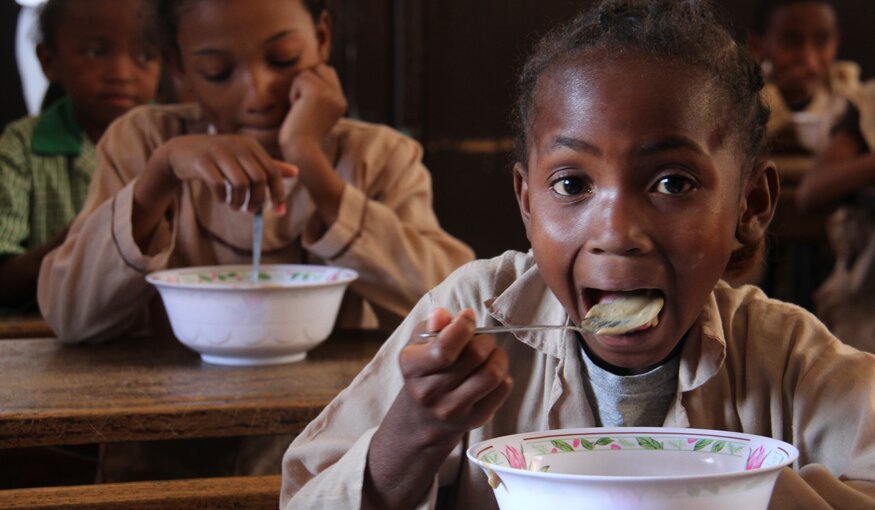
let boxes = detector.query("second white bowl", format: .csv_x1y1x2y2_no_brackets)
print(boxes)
147,264,358,366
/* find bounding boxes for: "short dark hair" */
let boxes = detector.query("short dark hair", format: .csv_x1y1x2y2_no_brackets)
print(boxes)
153,0,329,56
39,0,161,50
513,0,770,276
751,0,836,35
37,0,67,50
39,0,160,51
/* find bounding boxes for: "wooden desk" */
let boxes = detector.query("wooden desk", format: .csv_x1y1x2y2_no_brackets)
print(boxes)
0,329,384,449
0,313,53,339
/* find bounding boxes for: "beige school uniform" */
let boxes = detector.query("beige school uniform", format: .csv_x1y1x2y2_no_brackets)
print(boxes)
762,60,861,153
814,81,875,353
37,103,474,343
281,250,875,510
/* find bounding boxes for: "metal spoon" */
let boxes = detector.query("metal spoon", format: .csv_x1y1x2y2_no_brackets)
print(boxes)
417,296,663,339
417,316,634,339
251,211,264,284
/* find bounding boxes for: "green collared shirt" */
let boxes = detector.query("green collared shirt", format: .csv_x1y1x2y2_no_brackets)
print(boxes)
0,97,95,255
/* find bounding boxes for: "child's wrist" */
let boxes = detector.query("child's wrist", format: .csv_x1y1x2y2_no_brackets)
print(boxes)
280,136,326,166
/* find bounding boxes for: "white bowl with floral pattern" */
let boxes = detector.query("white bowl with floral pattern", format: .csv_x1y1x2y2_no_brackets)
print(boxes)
147,264,357,366
467,427,798,510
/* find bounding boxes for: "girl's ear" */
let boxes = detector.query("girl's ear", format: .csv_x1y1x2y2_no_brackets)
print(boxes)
315,11,333,62
513,162,533,241
36,43,59,83
736,160,780,248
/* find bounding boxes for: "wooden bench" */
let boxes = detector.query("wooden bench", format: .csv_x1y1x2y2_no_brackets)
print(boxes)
0,474,281,510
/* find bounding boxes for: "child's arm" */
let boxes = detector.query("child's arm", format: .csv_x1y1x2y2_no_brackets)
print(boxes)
276,63,475,324
362,308,513,509
796,122,875,214
279,63,348,227
0,224,68,306
769,464,875,510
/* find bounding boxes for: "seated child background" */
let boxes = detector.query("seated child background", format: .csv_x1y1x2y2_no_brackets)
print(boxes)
747,0,860,155
796,80,875,352
0,0,161,311
280,0,875,508
35,0,474,481
37,0,474,344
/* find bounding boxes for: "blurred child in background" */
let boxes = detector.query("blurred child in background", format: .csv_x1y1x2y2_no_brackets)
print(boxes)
36,0,474,481
0,0,161,310
797,81,875,352
747,0,858,155
37,0,473,345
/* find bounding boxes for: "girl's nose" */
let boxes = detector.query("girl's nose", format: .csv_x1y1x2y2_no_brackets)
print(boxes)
584,199,654,256
800,43,822,74
243,66,280,114
106,52,137,81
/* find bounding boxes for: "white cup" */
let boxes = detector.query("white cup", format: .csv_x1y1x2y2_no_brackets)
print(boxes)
791,112,825,153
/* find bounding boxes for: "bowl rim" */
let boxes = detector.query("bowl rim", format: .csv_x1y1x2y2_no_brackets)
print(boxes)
466,426,799,484
145,264,359,290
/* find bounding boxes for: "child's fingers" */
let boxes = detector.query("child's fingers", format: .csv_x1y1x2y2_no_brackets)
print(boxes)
273,160,298,177
269,160,296,213
426,308,454,337
460,373,514,429
216,163,251,210
401,309,475,377
234,154,269,212
311,64,343,89
189,158,231,202
424,308,476,365
446,346,510,407
402,334,502,409
417,346,511,428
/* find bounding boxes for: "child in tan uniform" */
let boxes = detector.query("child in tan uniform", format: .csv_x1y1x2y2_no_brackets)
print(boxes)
35,0,474,482
747,0,858,155
797,85,875,352
38,0,474,343
281,1,875,508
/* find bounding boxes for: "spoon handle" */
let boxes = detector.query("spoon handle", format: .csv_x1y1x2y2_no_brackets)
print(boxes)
251,212,264,284
418,324,578,339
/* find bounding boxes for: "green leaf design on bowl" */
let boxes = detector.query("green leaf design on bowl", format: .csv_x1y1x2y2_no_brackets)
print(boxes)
551,440,575,453
636,437,664,450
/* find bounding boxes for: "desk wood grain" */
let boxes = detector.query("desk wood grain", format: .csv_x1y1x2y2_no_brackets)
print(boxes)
0,330,384,449
0,474,280,509
0,314,53,339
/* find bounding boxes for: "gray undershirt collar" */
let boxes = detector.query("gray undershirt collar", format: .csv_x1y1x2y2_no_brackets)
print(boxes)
580,343,680,427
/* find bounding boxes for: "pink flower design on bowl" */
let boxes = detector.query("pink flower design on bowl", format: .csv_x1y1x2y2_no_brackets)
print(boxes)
504,444,528,470
746,445,767,470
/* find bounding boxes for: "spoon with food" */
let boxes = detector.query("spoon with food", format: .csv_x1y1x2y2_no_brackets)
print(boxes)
418,294,663,338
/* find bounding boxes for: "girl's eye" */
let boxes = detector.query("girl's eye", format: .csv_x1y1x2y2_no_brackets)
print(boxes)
653,175,694,195
272,57,300,69
550,176,589,197
202,69,232,82
137,48,158,65
83,45,105,58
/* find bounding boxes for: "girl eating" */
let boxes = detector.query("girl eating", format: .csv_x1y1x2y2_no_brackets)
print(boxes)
280,1,875,508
